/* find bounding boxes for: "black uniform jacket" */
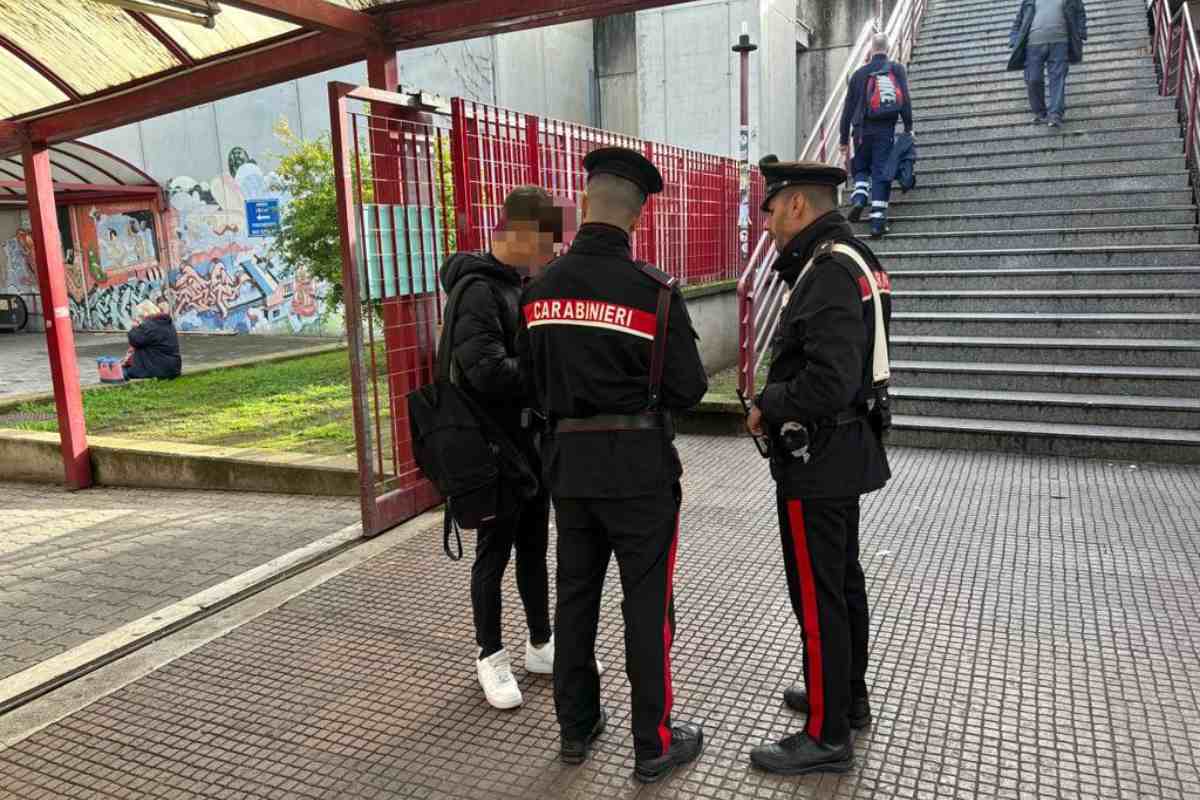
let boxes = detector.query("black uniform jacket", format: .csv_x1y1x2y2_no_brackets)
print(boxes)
757,211,891,499
126,315,181,379
518,223,708,499
441,251,529,447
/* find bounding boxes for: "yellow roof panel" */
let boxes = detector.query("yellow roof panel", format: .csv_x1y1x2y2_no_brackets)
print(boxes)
0,46,69,118
0,0,180,96
155,6,298,60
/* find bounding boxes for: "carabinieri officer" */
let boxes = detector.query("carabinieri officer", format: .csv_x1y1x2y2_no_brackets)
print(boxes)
518,147,708,784
746,156,893,776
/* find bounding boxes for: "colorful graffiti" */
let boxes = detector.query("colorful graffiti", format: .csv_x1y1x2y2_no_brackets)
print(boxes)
0,226,36,295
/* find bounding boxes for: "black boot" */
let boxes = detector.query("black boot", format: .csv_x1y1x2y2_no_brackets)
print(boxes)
782,687,872,729
750,732,854,775
560,708,607,765
633,722,704,784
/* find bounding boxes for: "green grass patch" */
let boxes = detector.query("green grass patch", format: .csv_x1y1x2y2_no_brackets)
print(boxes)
12,351,358,457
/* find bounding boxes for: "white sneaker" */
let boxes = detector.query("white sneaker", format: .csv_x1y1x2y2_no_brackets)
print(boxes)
525,636,604,676
477,650,523,709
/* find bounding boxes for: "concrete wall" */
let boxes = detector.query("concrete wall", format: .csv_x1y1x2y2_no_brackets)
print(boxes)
635,0,798,160
595,14,641,136
684,285,738,375
795,0,896,154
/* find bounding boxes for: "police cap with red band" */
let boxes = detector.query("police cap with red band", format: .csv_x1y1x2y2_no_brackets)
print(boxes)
584,147,664,198
759,154,847,212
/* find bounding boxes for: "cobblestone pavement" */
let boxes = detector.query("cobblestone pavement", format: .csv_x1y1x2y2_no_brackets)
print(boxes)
3,438,1200,799
0,482,359,680
0,332,341,398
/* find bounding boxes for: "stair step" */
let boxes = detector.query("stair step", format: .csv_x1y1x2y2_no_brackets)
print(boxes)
916,26,1145,58
891,359,1200,396
918,156,1186,184
896,172,1188,203
879,245,1200,269
888,414,1200,464
914,65,1163,97
874,225,1199,253
888,265,1200,290
890,312,1200,339
913,40,1149,72
922,99,1174,131
890,335,1200,367
893,288,1200,313
910,54,1153,82
921,112,1179,144
886,189,1194,216
921,141,1183,171
919,85,1165,117
853,208,1196,234
892,387,1200,428
922,5,1144,35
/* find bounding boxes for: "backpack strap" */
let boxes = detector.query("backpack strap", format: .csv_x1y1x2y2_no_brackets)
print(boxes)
829,243,891,385
633,261,678,410
437,273,490,384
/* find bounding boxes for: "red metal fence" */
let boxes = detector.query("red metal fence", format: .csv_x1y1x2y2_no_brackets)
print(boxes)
451,98,764,286
1150,0,1200,213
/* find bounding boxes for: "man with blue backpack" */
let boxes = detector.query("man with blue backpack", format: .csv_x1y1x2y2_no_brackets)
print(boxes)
838,33,914,239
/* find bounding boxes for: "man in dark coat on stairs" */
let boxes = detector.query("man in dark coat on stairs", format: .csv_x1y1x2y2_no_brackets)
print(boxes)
1009,0,1089,128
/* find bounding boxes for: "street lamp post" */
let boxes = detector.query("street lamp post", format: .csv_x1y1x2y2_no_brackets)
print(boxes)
733,23,758,264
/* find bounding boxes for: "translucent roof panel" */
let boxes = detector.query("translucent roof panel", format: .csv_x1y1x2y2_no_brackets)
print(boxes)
0,45,69,118
0,1,180,96
155,6,297,60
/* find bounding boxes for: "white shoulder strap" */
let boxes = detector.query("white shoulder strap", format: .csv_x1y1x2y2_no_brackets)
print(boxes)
830,243,891,384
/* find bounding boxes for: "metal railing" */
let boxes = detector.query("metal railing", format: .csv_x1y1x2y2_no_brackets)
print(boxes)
1149,0,1200,213
735,0,930,397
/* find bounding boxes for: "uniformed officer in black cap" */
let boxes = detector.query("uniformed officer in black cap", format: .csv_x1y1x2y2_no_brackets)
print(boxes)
745,156,892,775
518,147,709,784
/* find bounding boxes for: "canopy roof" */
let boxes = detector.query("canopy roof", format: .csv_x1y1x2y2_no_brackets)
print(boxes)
0,139,160,205
0,0,686,156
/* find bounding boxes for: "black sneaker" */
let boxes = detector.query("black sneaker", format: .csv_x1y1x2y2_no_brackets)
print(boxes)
1047,115,1063,128
847,202,867,223
633,722,704,784
869,221,889,239
782,687,872,729
1032,114,1048,125
560,708,607,765
750,732,854,775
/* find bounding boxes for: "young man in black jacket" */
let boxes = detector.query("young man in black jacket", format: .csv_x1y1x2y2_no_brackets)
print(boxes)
441,186,569,710
838,33,913,239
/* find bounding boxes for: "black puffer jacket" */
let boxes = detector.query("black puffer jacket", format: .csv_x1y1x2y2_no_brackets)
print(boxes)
126,314,181,380
440,252,527,443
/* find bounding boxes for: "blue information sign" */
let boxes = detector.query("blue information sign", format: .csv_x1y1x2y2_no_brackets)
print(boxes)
245,199,280,237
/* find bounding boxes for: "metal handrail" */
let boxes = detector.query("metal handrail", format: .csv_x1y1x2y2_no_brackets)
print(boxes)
1149,0,1200,211
736,0,929,396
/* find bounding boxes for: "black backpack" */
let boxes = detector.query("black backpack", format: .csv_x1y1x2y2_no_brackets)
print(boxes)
407,274,538,560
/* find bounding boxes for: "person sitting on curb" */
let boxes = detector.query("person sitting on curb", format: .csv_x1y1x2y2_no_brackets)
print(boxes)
122,300,182,380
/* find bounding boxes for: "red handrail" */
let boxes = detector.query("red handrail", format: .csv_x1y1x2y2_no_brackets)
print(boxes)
735,0,929,397
1149,0,1200,213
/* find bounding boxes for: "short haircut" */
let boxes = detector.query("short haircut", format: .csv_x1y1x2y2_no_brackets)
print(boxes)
871,33,890,55
776,184,838,215
134,300,161,321
501,185,555,231
585,173,646,228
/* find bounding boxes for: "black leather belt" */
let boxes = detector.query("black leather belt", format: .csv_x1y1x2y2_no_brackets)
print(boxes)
553,412,667,433
822,408,869,427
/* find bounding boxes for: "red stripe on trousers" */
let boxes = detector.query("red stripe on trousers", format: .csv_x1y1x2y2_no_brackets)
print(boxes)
786,499,825,740
657,513,680,754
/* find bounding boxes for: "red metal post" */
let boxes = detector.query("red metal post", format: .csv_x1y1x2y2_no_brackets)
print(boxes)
525,115,542,186
1177,20,1187,96
642,141,659,266
1162,5,1173,95
1187,69,1198,163
22,139,92,490
450,98,476,252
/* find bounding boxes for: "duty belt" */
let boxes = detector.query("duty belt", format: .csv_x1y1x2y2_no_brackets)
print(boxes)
820,408,870,428
553,412,670,434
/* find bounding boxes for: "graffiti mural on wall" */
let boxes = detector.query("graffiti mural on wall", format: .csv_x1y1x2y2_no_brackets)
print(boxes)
0,226,35,295
160,147,331,334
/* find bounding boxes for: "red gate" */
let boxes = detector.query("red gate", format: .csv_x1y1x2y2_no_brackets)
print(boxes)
329,83,450,536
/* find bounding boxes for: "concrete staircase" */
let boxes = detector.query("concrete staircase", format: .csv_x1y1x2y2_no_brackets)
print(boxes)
853,0,1200,463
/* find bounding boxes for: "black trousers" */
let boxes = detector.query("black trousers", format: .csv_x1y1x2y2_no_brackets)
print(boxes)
471,489,552,658
777,492,870,745
553,484,681,761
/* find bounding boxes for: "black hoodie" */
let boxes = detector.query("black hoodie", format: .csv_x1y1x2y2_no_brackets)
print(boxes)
126,314,182,380
440,251,528,441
